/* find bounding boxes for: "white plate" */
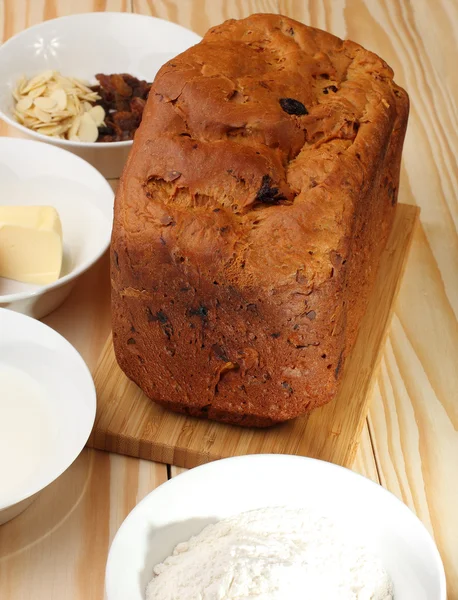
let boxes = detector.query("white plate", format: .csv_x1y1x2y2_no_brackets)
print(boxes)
0,308,96,524
106,454,446,600
0,137,113,318
0,13,202,177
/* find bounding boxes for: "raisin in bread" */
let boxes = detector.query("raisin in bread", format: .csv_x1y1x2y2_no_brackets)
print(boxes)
111,14,409,427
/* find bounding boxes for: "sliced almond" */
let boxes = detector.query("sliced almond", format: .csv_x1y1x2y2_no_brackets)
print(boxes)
47,122,72,136
58,121,73,133
77,112,99,142
68,93,81,113
33,106,52,123
23,117,41,128
21,70,54,93
34,96,58,111
65,97,77,116
14,111,25,124
55,75,75,90
16,96,34,111
87,105,105,127
50,88,67,110
49,111,72,121
21,78,42,95
35,119,62,128
24,107,39,118
27,84,47,99
16,75,27,93
69,77,93,93
13,71,104,142
68,115,82,140
81,93,100,103
34,124,62,136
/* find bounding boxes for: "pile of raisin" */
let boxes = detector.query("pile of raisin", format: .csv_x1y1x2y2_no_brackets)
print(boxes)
91,73,152,142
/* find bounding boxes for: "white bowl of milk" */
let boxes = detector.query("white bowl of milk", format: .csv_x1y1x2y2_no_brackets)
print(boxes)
0,307,96,524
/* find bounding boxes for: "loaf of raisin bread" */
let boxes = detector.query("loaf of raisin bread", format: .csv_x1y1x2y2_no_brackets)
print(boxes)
111,14,409,426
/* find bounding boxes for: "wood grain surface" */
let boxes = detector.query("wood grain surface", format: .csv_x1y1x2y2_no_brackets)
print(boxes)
0,1,457,599
89,204,418,468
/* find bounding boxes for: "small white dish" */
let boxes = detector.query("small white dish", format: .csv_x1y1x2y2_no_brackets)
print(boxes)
0,307,96,525
106,454,446,600
0,137,113,319
0,12,202,178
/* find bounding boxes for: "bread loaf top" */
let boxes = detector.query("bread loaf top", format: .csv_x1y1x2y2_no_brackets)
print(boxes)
115,13,407,295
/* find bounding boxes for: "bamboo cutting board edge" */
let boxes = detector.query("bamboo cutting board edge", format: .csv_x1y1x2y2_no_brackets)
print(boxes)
88,203,419,469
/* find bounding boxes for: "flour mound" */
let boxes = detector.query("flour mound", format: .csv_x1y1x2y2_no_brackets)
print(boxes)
146,507,393,600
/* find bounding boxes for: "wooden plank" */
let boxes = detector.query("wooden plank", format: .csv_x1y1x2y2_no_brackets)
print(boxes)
352,421,380,483
170,465,187,478
367,221,458,598
88,204,419,468
133,0,279,35
42,253,112,370
171,422,381,482
0,448,167,600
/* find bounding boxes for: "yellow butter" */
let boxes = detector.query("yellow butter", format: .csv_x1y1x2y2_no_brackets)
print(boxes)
0,205,63,285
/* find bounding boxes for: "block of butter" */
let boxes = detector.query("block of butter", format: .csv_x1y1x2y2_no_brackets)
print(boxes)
0,205,63,285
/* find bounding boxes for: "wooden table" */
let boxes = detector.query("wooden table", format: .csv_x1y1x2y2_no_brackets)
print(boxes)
0,1,456,598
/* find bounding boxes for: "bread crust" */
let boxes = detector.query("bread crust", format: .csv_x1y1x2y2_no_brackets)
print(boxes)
111,14,409,427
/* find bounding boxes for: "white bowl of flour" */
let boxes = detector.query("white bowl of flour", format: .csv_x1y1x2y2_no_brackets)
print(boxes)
105,454,446,600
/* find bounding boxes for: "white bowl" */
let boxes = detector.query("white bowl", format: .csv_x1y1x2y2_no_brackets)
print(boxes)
0,13,201,178
0,137,113,319
0,308,96,525
106,454,446,600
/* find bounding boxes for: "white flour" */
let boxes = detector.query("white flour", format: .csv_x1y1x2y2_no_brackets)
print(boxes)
146,507,393,599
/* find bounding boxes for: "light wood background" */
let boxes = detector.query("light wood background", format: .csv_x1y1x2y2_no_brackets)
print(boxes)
0,1,457,599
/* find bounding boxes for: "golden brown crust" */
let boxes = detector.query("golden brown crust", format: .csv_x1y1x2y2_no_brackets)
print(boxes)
111,14,409,426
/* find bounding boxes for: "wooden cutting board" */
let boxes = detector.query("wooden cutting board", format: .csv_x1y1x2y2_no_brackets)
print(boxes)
88,203,419,469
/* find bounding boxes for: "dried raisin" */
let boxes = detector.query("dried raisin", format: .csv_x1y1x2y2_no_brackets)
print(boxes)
256,175,286,205
279,98,308,116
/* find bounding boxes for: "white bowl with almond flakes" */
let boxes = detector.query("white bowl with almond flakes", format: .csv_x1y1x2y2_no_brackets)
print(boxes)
0,12,201,178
